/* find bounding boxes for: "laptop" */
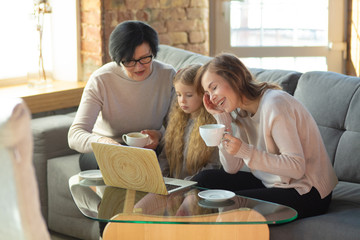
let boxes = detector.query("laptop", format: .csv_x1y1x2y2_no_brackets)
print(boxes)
91,142,197,195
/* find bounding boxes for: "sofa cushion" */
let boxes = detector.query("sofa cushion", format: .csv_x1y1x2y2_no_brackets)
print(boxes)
157,45,301,96
293,71,360,183
270,180,360,240
332,181,360,203
334,88,360,183
48,154,100,240
31,114,78,221
157,44,212,70
249,68,301,95
32,115,77,159
270,207,360,240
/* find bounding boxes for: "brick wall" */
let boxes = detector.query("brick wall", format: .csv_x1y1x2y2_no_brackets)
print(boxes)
80,0,209,81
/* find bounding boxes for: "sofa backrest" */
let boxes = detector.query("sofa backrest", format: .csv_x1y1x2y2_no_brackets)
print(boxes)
157,45,301,95
157,45,212,70
294,71,360,184
250,68,301,96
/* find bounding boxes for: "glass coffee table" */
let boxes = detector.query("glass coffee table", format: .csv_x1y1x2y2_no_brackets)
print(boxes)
69,174,297,240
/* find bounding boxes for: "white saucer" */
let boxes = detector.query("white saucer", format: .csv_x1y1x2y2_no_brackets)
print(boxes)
79,170,103,180
198,189,235,202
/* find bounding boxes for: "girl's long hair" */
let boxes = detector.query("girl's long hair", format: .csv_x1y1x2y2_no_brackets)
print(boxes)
165,64,216,178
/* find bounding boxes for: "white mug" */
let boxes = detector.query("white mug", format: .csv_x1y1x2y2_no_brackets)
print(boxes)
122,132,149,148
199,124,226,147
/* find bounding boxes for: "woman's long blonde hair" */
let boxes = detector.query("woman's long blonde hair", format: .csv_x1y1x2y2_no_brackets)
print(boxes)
165,64,216,178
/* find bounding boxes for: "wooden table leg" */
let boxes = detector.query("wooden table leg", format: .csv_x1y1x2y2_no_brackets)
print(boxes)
103,209,269,240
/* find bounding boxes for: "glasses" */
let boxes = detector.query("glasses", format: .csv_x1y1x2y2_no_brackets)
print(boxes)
121,55,153,67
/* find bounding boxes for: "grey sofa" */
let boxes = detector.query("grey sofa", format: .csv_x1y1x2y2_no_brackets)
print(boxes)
31,45,360,240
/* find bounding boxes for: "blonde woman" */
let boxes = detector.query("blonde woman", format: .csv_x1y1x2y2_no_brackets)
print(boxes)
159,64,221,180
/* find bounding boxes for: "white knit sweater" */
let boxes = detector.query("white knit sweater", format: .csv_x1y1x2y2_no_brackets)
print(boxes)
215,89,338,198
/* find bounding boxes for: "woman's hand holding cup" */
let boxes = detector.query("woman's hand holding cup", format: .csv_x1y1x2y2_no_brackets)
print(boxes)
121,130,161,149
141,130,161,149
222,133,242,155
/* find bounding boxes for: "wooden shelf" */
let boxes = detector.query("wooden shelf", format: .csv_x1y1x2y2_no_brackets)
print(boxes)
0,80,86,114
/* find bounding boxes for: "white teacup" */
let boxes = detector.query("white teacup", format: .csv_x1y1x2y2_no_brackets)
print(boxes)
199,124,226,147
122,132,149,148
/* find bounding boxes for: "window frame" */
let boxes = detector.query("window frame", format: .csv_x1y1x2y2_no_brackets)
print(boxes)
209,0,348,74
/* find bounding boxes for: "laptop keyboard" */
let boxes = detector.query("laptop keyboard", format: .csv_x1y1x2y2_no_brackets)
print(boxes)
165,183,181,191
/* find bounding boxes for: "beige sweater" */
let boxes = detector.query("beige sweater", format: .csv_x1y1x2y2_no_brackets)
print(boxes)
68,60,176,153
215,89,338,199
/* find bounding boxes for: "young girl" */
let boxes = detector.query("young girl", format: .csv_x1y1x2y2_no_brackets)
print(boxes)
193,53,338,219
158,64,221,180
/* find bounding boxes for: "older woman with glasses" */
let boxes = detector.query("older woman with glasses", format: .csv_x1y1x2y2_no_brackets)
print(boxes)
68,20,176,170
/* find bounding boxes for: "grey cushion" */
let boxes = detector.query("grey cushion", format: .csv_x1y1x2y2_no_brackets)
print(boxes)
332,181,360,204
335,88,360,183
157,44,212,70
249,68,301,95
48,154,100,240
270,181,360,240
294,71,360,182
31,115,78,221
157,45,301,96
270,207,360,240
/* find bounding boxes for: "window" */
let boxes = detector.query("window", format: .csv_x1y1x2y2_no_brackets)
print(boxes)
350,0,360,76
0,0,80,87
210,0,347,73
0,2,42,85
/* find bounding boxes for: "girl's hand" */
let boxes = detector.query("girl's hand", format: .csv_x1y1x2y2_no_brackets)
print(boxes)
141,130,161,150
97,136,120,145
222,133,242,155
203,93,224,115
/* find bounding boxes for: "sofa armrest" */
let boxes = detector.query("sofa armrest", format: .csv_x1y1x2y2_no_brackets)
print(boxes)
32,114,77,159
31,114,78,221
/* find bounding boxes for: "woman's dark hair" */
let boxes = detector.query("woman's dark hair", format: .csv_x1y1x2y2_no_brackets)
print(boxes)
109,20,159,65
